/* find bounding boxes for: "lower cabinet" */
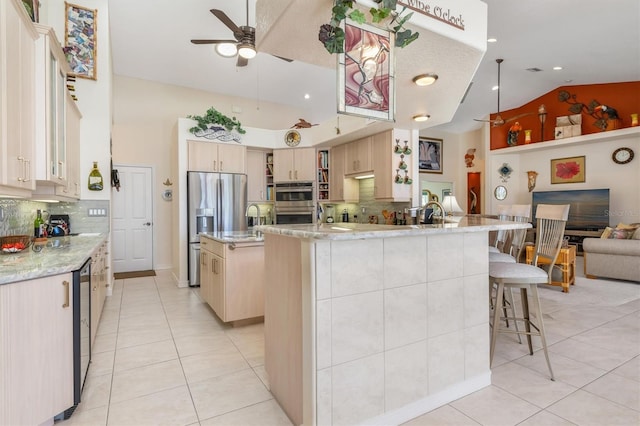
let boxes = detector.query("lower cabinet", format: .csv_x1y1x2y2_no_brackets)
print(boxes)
200,236,265,322
0,273,74,425
90,241,108,345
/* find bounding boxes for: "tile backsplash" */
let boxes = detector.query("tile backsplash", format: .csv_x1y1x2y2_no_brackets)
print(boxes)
0,200,110,237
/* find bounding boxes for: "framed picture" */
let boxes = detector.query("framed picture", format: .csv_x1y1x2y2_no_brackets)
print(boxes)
64,2,97,80
551,156,585,184
337,19,395,122
22,0,39,22
418,138,443,173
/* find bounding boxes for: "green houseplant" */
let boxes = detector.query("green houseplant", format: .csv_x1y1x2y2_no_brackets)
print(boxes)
318,0,419,54
188,107,246,135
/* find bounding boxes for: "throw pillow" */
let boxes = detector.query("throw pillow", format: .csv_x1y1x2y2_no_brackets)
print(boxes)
600,227,613,239
610,228,633,239
633,227,640,240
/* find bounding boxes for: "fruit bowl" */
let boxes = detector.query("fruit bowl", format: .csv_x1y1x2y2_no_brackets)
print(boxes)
1,235,31,254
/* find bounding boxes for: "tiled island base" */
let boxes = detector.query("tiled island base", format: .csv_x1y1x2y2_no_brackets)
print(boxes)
264,228,497,425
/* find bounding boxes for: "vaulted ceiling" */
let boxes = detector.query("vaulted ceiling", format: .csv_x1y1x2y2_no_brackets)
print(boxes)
109,0,640,134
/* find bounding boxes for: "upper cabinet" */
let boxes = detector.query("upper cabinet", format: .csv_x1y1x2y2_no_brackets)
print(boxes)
372,129,412,202
0,0,38,196
328,144,358,203
345,136,372,176
33,25,71,187
272,147,315,182
247,149,274,202
188,140,246,173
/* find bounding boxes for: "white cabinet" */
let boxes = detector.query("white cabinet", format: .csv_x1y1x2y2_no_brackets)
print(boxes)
328,144,358,203
200,236,265,323
273,148,316,182
33,24,71,187
247,149,273,202
345,136,372,176
59,93,82,199
0,273,74,425
372,129,412,202
0,0,37,196
188,140,246,173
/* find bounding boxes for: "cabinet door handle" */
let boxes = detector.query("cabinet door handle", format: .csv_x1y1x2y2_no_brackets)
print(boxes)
62,281,70,308
213,258,219,274
220,161,223,171
213,160,217,171
260,190,264,200
24,159,31,182
289,170,292,179
295,170,298,180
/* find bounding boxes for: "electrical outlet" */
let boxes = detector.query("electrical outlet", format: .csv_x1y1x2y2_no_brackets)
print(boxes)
88,208,107,217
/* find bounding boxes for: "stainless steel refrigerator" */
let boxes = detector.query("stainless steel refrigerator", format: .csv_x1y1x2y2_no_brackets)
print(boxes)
187,171,247,286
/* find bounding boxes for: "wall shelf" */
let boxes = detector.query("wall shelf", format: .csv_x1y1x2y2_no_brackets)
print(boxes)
491,127,639,155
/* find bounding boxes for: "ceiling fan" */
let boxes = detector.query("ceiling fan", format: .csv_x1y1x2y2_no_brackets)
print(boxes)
474,59,532,126
190,0,291,67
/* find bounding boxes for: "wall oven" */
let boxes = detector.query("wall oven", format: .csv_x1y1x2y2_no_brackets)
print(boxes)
274,182,315,224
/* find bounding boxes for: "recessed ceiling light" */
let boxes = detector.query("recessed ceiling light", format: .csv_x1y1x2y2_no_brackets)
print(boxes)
304,93,310,99
215,43,237,57
492,85,499,91
413,114,430,122
412,74,438,86
564,79,573,83
487,37,497,43
553,66,563,70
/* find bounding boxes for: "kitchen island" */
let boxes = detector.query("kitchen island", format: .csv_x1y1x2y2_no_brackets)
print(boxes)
258,218,530,426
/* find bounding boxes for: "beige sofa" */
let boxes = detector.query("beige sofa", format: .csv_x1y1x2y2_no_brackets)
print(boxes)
583,229,640,282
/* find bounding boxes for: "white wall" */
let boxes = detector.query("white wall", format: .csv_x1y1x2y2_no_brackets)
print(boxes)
485,130,640,225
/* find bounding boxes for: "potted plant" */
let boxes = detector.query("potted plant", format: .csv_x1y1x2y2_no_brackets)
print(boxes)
187,107,246,141
318,0,419,54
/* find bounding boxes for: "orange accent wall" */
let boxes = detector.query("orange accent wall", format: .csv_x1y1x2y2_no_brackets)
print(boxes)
490,81,640,150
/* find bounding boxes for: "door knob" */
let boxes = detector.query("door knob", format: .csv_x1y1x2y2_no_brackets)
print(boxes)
143,222,151,226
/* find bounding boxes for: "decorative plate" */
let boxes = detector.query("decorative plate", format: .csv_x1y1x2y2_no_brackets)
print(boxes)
284,130,301,147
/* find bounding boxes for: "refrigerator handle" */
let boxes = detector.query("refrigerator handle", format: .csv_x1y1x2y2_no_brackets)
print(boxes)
217,177,223,231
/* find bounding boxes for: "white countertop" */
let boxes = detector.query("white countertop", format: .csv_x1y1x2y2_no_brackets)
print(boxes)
257,216,531,241
0,234,108,285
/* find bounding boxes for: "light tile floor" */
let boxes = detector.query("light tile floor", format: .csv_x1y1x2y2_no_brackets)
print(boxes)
61,257,639,425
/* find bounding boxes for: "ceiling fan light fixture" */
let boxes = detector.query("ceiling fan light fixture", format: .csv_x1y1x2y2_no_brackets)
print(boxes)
215,43,238,57
238,43,256,59
413,114,430,122
413,74,438,86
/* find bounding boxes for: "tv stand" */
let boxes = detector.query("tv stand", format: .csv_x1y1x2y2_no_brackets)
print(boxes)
564,230,604,254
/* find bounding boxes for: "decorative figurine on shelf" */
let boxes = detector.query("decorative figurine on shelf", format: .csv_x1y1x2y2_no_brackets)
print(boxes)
464,148,476,167
524,129,532,144
507,121,522,146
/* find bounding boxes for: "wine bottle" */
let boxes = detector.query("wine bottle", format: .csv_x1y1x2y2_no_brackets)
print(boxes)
88,161,104,191
34,209,44,238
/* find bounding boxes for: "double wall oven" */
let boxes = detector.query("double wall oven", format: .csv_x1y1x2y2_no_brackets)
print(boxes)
274,182,315,225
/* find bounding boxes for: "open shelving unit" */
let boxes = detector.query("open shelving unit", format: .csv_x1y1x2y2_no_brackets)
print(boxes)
266,153,274,201
317,149,329,200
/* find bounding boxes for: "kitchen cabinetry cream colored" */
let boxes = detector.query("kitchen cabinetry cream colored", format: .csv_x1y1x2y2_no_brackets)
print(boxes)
345,136,372,176
372,129,412,202
200,235,265,323
59,93,82,199
188,140,246,173
247,149,272,202
273,148,316,182
0,0,37,196
328,144,358,203
0,273,74,425
91,242,109,344
33,24,71,187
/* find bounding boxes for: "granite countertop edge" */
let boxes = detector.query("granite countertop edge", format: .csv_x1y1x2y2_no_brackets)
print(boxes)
256,217,531,241
200,231,264,244
0,234,108,285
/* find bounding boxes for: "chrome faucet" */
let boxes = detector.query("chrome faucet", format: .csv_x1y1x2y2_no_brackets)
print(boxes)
245,203,261,227
421,200,445,223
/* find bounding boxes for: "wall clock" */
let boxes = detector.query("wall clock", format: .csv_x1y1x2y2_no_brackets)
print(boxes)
284,130,301,147
612,147,634,164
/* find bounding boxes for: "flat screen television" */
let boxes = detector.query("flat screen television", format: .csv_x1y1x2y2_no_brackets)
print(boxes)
532,189,610,231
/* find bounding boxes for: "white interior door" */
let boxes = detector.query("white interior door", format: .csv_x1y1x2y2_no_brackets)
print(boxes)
112,165,153,273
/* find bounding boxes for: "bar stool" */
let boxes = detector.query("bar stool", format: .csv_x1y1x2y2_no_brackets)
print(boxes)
489,204,531,263
489,205,512,254
489,204,570,381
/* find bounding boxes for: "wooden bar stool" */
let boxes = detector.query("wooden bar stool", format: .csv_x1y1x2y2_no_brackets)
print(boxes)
489,204,570,381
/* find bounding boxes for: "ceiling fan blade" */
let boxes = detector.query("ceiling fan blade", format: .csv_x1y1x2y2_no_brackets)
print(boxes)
473,118,493,123
191,39,237,45
210,9,243,37
236,56,248,67
504,112,534,123
272,55,293,63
